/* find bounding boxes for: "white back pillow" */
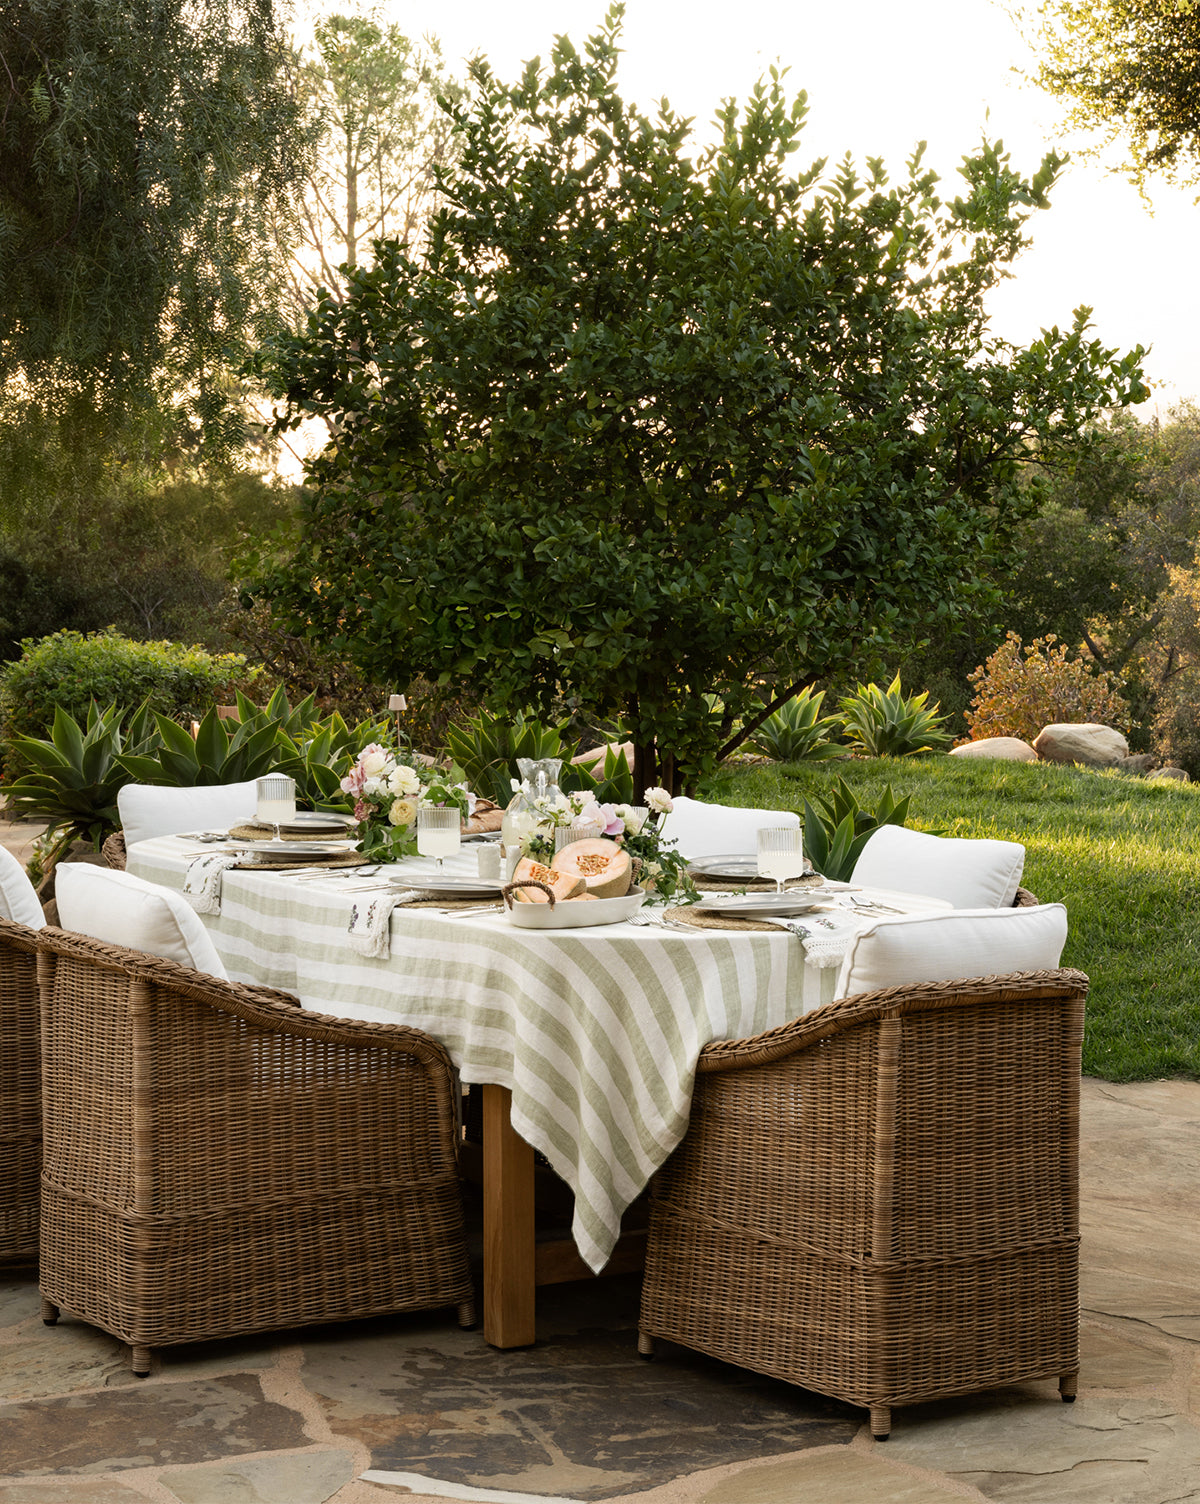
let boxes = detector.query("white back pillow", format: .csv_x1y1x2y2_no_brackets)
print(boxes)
0,846,45,930
55,864,228,979
851,824,1025,909
118,778,261,848
658,796,801,862
835,903,1068,1001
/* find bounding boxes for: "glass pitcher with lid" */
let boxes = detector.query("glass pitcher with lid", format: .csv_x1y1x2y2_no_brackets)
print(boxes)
501,757,564,878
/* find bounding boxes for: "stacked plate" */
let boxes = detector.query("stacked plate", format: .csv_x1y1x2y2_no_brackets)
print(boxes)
695,892,830,919
242,811,356,836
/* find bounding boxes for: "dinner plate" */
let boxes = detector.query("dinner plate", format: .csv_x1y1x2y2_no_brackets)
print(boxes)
242,813,356,834
246,840,355,856
686,853,812,881
696,892,830,918
504,887,647,929
388,875,505,897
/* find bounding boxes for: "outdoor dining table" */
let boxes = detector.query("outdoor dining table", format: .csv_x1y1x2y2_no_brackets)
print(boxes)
127,834,952,1347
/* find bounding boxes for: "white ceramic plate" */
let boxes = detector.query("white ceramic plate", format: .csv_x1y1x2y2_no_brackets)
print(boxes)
388,875,505,897
504,886,647,929
247,840,355,857
243,813,356,834
686,853,812,881
697,892,830,919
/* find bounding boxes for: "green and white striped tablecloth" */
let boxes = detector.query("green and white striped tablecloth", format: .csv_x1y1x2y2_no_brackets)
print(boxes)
130,837,817,1271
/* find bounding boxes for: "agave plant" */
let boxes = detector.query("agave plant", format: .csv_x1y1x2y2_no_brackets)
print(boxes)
802,776,912,882
2,701,161,860
837,675,952,758
748,687,844,763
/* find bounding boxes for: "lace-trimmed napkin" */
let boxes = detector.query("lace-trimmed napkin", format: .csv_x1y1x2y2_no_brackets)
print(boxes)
182,852,241,914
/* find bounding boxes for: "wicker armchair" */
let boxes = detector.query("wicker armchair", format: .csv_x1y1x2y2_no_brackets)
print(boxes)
36,926,475,1373
0,916,42,1264
101,831,127,869
639,968,1087,1440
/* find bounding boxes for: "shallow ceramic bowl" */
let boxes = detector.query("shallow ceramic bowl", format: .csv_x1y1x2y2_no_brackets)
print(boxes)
503,885,647,929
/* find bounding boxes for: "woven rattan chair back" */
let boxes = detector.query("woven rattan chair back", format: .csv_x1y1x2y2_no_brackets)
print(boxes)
35,926,474,1372
0,916,42,1264
639,968,1087,1439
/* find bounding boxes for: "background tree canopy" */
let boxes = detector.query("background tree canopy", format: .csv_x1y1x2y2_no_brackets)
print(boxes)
256,5,1148,796
0,0,308,451
1016,0,1200,190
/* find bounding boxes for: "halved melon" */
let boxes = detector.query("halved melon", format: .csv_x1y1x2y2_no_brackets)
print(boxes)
551,837,632,899
509,858,585,903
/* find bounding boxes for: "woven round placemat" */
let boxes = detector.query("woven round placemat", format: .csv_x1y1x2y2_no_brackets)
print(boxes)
232,850,365,870
665,905,782,934
401,895,503,911
228,822,356,843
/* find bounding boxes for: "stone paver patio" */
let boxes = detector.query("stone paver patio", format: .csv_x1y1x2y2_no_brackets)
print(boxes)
2,816,1198,1503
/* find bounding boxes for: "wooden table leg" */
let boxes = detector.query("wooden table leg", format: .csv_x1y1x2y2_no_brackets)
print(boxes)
482,1083,536,1347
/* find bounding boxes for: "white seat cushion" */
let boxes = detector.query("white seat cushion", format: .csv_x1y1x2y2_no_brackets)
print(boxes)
657,796,800,862
55,864,228,979
835,903,1068,1000
118,778,262,848
0,846,45,930
851,824,1025,909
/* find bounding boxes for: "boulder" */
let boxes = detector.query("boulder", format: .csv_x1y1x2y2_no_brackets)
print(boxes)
1148,766,1191,783
1033,723,1129,767
950,737,1037,763
1118,753,1157,774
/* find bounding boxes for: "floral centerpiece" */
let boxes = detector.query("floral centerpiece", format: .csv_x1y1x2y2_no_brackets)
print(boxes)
518,784,696,904
340,744,474,863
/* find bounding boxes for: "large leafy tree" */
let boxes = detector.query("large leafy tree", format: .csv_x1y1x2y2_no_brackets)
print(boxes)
0,0,308,449
280,9,464,316
1016,0,1200,189
256,6,1148,796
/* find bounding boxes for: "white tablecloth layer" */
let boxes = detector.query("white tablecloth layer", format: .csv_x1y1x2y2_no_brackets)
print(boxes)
127,837,935,1271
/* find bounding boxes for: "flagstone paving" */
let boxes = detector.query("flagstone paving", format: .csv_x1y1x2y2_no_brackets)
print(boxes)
1,1077,1196,1504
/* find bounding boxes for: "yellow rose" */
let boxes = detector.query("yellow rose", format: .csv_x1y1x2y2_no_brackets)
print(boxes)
388,796,417,827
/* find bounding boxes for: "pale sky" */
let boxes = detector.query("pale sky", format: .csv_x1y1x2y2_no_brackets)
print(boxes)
370,0,1200,412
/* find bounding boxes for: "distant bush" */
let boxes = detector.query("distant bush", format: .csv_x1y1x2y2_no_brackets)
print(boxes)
0,629,256,776
965,632,1131,745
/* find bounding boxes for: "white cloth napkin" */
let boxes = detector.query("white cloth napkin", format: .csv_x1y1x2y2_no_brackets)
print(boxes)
346,888,434,958
765,905,863,967
182,852,241,914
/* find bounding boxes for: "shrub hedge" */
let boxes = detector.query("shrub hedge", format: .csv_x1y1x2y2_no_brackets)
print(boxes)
0,629,257,776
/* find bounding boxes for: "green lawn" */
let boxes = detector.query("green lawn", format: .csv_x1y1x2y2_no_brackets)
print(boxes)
702,755,1200,1083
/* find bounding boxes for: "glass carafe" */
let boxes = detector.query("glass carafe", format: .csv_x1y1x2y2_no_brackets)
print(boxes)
501,757,563,879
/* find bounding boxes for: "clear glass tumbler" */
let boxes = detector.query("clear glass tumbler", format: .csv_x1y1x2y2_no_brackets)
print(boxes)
417,805,461,869
256,774,296,842
756,825,802,894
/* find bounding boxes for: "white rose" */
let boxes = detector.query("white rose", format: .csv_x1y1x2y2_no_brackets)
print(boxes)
616,803,649,835
362,775,385,797
388,764,422,797
644,786,673,814
388,797,417,827
360,747,390,778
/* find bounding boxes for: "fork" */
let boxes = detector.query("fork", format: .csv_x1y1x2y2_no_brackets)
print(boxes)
848,896,905,915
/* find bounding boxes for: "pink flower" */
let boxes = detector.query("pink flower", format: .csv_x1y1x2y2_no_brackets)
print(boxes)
353,800,370,822
597,802,625,837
